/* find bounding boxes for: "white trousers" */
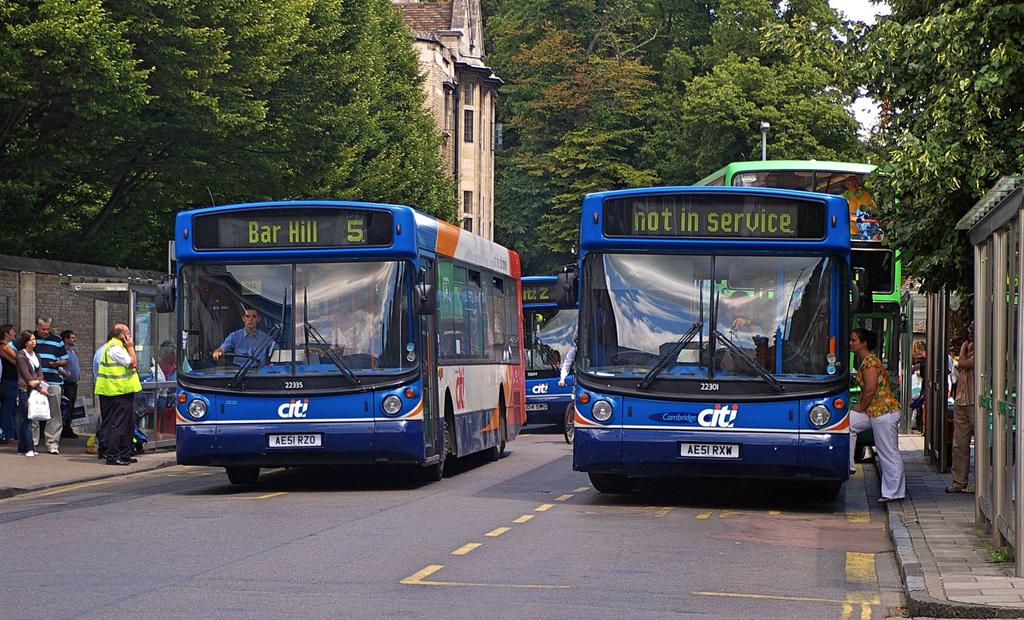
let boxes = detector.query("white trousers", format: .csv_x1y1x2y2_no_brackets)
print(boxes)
850,409,906,500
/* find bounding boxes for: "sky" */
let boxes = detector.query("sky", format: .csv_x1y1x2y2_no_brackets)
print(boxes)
828,0,891,133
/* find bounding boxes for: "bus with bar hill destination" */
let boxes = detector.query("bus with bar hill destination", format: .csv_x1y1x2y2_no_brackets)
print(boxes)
157,201,525,484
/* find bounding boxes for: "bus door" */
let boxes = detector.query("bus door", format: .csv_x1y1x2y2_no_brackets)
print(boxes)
419,259,443,459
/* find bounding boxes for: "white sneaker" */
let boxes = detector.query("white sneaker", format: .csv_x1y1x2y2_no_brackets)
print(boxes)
48,446,59,455
24,450,36,457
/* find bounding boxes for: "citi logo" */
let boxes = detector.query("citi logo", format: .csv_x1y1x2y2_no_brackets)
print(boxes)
531,383,549,395
698,404,738,428
278,399,309,419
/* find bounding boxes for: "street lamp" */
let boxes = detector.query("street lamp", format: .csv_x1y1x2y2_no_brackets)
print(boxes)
760,121,770,161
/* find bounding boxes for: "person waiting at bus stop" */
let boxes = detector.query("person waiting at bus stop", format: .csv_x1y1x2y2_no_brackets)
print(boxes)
948,324,975,493
849,327,906,503
96,324,142,466
212,308,276,366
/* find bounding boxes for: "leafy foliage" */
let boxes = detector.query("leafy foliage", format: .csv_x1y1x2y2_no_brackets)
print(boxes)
861,1,1024,295
0,0,454,269
487,0,865,273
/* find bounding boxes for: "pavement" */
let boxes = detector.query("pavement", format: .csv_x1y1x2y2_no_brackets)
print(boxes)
3,426,1024,618
886,433,1024,618
0,432,177,499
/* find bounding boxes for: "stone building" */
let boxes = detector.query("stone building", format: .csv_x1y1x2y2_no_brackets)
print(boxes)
393,0,502,239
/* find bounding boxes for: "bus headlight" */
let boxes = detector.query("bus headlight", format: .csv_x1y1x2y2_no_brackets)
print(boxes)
808,405,831,428
187,399,207,420
592,400,613,422
382,395,403,416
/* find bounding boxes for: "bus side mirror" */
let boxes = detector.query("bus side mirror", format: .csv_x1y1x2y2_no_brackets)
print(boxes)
414,284,436,315
851,267,873,314
554,272,577,307
155,275,175,313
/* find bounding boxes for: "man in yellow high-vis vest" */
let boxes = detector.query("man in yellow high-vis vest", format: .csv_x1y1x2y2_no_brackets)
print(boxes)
95,324,141,466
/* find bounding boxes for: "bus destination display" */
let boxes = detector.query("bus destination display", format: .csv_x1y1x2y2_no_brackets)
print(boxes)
522,282,558,303
193,207,393,250
603,194,826,240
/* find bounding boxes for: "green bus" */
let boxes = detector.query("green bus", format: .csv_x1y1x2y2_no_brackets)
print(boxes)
697,160,903,457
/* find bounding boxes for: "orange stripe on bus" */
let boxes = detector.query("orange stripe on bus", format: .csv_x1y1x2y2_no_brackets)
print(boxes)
435,220,461,257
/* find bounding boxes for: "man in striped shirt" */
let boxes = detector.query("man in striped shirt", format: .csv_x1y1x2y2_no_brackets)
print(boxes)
33,317,68,453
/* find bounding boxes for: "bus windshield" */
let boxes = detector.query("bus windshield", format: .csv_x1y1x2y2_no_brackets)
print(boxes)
580,253,838,384
179,261,413,380
524,307,578,377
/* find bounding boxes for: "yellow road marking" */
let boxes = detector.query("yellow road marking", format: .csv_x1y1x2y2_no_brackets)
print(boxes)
847,510,870,523
656,507,673,518
555,494,573,501
841,601,874,620
513,515,534,524
695,511,712,520
718,510,744,519
255,491,287,500
401,565,570,589
768,510,781,516
693,591,879,605
31,479,114,498
845,552,876,586
485,527,510,537
573,486,589,493
451,543,482,556
535,504,554,512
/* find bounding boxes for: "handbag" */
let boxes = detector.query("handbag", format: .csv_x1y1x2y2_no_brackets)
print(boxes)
27,389,51,421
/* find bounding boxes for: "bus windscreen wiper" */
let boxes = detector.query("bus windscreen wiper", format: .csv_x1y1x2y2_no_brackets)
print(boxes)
713,330,784,393
303,321,361,386
638,322,703,390
228,323,283,389
302,289,360,386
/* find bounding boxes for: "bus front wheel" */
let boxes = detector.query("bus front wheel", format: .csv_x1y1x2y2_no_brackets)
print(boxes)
419,457,445,482
226,466,260,485
588,472,631,494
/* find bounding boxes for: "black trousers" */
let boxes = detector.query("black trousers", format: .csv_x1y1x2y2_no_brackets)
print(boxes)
98,393,133,461
62,381,78,428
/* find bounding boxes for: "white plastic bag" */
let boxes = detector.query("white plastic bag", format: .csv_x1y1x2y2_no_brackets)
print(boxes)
27,390,50,421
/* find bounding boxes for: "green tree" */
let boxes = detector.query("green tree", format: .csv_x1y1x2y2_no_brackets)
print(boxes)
862,1,1024,295
0,0,454,269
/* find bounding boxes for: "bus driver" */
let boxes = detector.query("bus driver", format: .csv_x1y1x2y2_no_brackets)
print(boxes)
212,308,276,367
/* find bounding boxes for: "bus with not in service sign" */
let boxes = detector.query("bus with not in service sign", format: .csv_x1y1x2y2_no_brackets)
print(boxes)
522,275,578,430
157,201,525,484
697,160,902,454
560,186,857,496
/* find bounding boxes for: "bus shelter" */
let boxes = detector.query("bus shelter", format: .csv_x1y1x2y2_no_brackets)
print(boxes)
71,281,177,449
957,176,1024,575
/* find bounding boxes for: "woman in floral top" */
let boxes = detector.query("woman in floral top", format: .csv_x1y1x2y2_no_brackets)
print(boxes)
849,328,906,502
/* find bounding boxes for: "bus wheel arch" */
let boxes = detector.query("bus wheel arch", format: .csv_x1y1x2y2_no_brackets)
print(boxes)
444,390,456,458
485,392,507,461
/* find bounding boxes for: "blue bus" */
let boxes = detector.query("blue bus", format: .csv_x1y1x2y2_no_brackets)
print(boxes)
561,187,856,497
522,276,578,430
158,201,526,484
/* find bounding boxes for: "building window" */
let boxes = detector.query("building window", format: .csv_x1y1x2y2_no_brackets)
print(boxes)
463,190,474,214
462,217,473,232
464,110,474,143
443,90,451,133
463,82,473,106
